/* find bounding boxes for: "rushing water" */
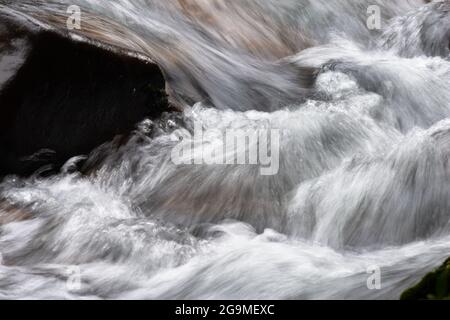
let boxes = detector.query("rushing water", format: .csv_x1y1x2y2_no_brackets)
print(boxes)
1,0,450,299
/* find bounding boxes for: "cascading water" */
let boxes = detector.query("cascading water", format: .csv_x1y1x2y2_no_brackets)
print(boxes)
0,0,450,299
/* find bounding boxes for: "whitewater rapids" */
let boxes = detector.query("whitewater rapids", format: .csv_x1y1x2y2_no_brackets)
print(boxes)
1,0,450,299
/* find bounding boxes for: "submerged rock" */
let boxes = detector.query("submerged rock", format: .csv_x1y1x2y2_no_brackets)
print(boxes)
0,200,32,226
0,5,169,177
401,258,450,300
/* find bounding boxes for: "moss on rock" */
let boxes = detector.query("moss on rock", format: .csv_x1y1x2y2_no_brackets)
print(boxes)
401,258,450,300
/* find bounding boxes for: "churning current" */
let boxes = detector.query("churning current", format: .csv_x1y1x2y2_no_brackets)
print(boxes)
1,0,450,299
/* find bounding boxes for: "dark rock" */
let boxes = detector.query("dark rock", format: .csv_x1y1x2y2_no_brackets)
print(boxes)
401,258,450,300
0,9,169,177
